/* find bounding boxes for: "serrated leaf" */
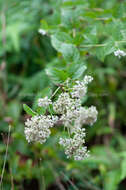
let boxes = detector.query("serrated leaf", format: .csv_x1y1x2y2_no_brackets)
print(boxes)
51,35,80,62
46,67,68,84
23,104,37,116
60,43,80,62
53,31,73,43
92,39,115,61
68,62,87,79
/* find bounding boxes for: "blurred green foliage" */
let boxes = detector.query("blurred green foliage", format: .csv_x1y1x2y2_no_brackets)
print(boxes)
0,0,126,189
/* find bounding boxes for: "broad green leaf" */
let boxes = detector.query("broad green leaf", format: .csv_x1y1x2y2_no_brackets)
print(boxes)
60,43,80,62
104,170,121,190
68,62,87,79
51,35,80,62
46,67,68,83
93,38,116,61
51,35,61,50
53,31,73,43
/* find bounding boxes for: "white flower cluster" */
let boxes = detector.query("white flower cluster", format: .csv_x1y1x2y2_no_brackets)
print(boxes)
53,93,81,114
25,115,58,144
114,49,126,58
38,96,52,107
57,105,97,160
52,76,97,160
74,106,98,127
24,75,98,161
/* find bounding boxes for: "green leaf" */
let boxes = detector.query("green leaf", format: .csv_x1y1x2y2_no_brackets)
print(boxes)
23,104,37,116
53,31,73,43
61,43,80,62
36,107,46,115
104,170,121,190
51,35,80,62
120,158,126,180
68,61,87,79
48,104,55,115
94,38,116,61
51,35,61,50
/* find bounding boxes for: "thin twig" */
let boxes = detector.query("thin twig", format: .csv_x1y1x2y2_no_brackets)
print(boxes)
55,177,66,190
61,171,102,190
0,125,11,189
79,44,107,48
79,40,126,48
60,171,79,190
48,163,66,190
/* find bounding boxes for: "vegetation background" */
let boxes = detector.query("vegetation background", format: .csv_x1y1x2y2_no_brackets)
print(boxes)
0,0,126,189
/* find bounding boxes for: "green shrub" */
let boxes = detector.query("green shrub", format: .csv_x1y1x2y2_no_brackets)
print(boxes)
0,0,126,190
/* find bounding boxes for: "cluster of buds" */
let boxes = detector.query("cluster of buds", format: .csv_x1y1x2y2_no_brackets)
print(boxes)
24,75,98,160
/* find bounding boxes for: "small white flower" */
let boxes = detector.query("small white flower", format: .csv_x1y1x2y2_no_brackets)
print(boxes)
38,29,46,35
114,49,126,58
38,96,52,107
